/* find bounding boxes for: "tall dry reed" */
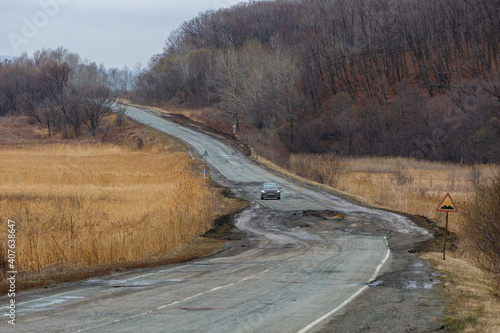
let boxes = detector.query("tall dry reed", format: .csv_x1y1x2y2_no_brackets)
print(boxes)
289,154,497,232
0,144,216,272
290,153,346,187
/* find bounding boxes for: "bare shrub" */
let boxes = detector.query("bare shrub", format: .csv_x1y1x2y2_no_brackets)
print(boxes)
391,164,414,186
290,153,346,187
241,129,290,168
468,165,482,188
135,136,144,150
115,105,127,127
447,171,456,190
460,170,500,280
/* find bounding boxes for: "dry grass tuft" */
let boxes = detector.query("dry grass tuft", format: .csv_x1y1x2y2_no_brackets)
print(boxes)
290,154,346,187
423,252,500,332
0,116,45,145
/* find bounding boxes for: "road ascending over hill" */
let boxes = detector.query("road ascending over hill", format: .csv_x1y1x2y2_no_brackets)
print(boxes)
0,105,444,332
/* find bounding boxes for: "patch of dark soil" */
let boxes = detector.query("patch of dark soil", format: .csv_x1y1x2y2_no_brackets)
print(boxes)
203,214,246,240
296,210,344,220
220,187,233,198
405,214,458,254
202,185,249,241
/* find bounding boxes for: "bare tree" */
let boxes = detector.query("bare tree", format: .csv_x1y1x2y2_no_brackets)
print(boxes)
214,47,246,128
114,105,128,127
80,85,115,136
37,60,73,137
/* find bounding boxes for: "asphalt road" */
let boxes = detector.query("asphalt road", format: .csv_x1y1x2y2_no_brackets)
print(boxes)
0,105,441,333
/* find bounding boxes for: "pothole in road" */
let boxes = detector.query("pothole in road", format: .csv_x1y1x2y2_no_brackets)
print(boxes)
180,307,218,311
82,278,186,289
299,210,345,220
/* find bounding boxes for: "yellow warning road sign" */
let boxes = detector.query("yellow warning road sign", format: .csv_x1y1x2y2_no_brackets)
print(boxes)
437,193,457,212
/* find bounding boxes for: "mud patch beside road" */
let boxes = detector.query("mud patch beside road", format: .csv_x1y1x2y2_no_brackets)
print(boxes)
318,249,446,333
203,213,247,241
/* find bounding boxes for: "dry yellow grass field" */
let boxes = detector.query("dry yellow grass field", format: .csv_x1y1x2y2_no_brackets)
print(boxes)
0,143,217,273
289,154,497,232
335,156,497,233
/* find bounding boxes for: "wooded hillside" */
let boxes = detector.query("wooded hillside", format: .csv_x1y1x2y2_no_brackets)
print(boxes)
134,0,499,164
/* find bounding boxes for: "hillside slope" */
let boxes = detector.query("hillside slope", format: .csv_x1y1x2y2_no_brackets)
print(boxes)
134,0,500,165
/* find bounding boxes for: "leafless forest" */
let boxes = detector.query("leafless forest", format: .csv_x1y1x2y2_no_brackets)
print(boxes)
133,0,499,164
0,48,133,138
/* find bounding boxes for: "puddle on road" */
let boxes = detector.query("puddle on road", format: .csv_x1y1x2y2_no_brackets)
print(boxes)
369,280,384,287
368,258,441,290
180,307,218,311
333,283,365,287
403,280,418,289
369,279,437,290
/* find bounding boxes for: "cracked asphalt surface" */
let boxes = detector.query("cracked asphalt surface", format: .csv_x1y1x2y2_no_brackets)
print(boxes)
0,105,445,332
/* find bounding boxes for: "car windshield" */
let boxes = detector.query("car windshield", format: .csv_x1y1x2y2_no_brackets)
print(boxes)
263,183,278,189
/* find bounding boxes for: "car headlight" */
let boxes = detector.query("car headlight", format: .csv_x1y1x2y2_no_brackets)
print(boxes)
277,190,281,193
261,190,265,193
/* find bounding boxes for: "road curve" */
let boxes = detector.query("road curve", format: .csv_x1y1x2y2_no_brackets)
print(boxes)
0,105,431,333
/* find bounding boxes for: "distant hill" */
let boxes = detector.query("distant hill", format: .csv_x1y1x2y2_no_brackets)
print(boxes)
93,1,500,164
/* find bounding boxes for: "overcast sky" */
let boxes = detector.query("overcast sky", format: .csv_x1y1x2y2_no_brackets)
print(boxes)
1,0,249,69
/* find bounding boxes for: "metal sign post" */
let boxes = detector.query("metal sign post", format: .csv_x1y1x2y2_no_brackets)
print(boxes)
436,193,457,260
443,211,449,260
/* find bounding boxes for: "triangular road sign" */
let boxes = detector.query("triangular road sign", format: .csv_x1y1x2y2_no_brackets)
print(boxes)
203,150,209,157
437,193,457,212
